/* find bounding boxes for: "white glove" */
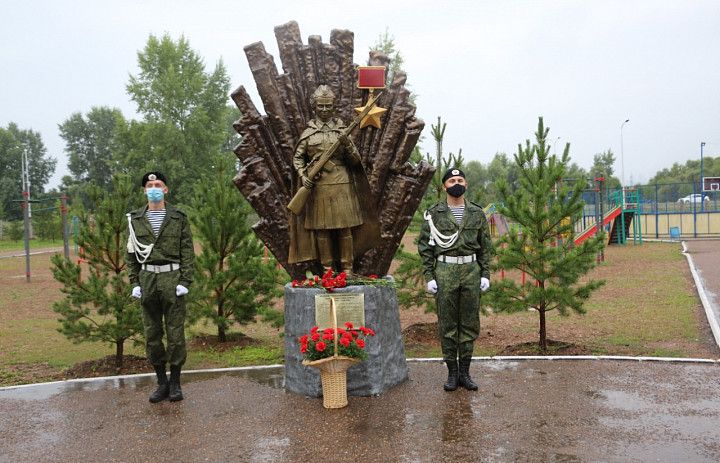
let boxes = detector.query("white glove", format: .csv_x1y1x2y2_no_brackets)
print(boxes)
480,277,490,292
426,279,438,294
176,285,189,297
131,286,142,299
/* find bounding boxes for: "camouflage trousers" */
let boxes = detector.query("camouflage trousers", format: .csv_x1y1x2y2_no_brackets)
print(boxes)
435,261,481,362
140,270,187,367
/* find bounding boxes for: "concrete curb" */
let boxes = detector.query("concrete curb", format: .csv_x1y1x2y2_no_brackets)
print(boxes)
0,364,283,392
681,240,720,348
410,356,720,363
3,356,720,392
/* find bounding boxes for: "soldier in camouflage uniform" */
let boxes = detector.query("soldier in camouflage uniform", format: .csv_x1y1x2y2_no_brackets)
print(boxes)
418,168,492,391
127,172,194,403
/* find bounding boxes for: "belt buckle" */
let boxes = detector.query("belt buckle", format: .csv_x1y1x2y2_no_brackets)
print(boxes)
154,266,160,274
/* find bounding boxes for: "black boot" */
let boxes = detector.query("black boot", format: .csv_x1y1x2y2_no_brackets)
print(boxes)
443,360,459,391
168,365,183,402
149,364,169,403
459,358,478,391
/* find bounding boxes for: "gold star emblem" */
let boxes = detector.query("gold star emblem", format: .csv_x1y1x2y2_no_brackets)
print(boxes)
354,103,387,129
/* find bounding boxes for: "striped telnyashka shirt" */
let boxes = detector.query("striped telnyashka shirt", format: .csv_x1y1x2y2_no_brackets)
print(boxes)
146,209,166,237
449,205,465,225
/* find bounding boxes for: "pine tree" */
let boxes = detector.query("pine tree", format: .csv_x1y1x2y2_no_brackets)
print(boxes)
189,156,282,342
51,175,143,367
486,118,606,351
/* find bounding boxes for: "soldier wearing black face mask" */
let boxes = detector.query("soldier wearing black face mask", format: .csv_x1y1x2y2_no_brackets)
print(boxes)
418,168,492,392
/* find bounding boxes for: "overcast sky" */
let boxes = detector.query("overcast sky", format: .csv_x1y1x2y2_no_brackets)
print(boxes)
2,0,719,188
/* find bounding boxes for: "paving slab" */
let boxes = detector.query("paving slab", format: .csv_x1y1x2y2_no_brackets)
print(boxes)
2,360,720,463
684,240,720,347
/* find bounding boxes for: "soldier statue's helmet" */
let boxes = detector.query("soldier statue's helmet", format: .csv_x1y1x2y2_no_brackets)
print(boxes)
442,168,465,184
142,171,168,187
311,85,335,105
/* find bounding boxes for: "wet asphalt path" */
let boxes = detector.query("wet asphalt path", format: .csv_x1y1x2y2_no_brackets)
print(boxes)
2,360,720,463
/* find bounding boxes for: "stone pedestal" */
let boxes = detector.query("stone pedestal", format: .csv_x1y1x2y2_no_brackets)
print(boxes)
284,284,409,397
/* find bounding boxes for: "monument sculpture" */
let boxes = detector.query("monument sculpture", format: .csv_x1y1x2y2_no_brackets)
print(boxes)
231,22,434,399
287,84,380,275
231,21,433,279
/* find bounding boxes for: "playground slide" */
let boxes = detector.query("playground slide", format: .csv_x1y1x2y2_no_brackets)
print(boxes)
574,206,622,245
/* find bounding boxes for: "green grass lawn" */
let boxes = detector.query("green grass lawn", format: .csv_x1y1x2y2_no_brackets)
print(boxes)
0,241,716,386
475,241,712,357
0,238,66,252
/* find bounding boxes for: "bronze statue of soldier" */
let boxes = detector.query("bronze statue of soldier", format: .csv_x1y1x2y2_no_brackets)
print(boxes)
288,85,379,275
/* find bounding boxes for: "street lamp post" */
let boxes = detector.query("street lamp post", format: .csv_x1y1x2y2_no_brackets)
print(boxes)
701,142,706,211
20,148,31,282
620,119,630,205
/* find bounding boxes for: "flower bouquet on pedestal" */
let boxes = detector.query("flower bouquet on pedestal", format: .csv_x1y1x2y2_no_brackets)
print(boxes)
300,299,375,408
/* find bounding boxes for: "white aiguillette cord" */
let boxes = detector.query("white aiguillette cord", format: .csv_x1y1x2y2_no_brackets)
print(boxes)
423,210,459,248
126,213,154,263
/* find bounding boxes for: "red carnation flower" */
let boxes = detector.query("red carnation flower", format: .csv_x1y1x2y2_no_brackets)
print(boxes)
366,328,375,336
292,280,299,287
323,328,334,335
322,332,334,341
351,330,359,338
337,328,346,336
339,337,351,347
344,321,354,330
355,338,365,348
310,326,319,334
311,333,320,342
299,335,308,344
315,341,326,352
300,344,307,353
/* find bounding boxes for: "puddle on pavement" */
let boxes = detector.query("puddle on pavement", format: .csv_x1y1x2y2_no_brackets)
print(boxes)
0,366,285,401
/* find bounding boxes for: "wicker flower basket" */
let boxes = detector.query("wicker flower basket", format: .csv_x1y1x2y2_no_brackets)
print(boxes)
302,297,361,409
302,355,360,408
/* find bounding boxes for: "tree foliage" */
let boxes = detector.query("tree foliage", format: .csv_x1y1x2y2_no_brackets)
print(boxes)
647,156,720,199
371,28,406,88
33,202,62,242
590,150,620,188
485,118,606,350
188,156,283,342
58,106,125,191
7,220,23,242
51,175,143,367
119,34,231,204
0,123,56,220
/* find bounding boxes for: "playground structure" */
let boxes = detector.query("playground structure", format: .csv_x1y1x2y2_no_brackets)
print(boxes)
573,187,642,247
484,183,643,247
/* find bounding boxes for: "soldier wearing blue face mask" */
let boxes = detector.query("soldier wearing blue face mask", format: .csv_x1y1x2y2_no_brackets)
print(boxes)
126,171,195,403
